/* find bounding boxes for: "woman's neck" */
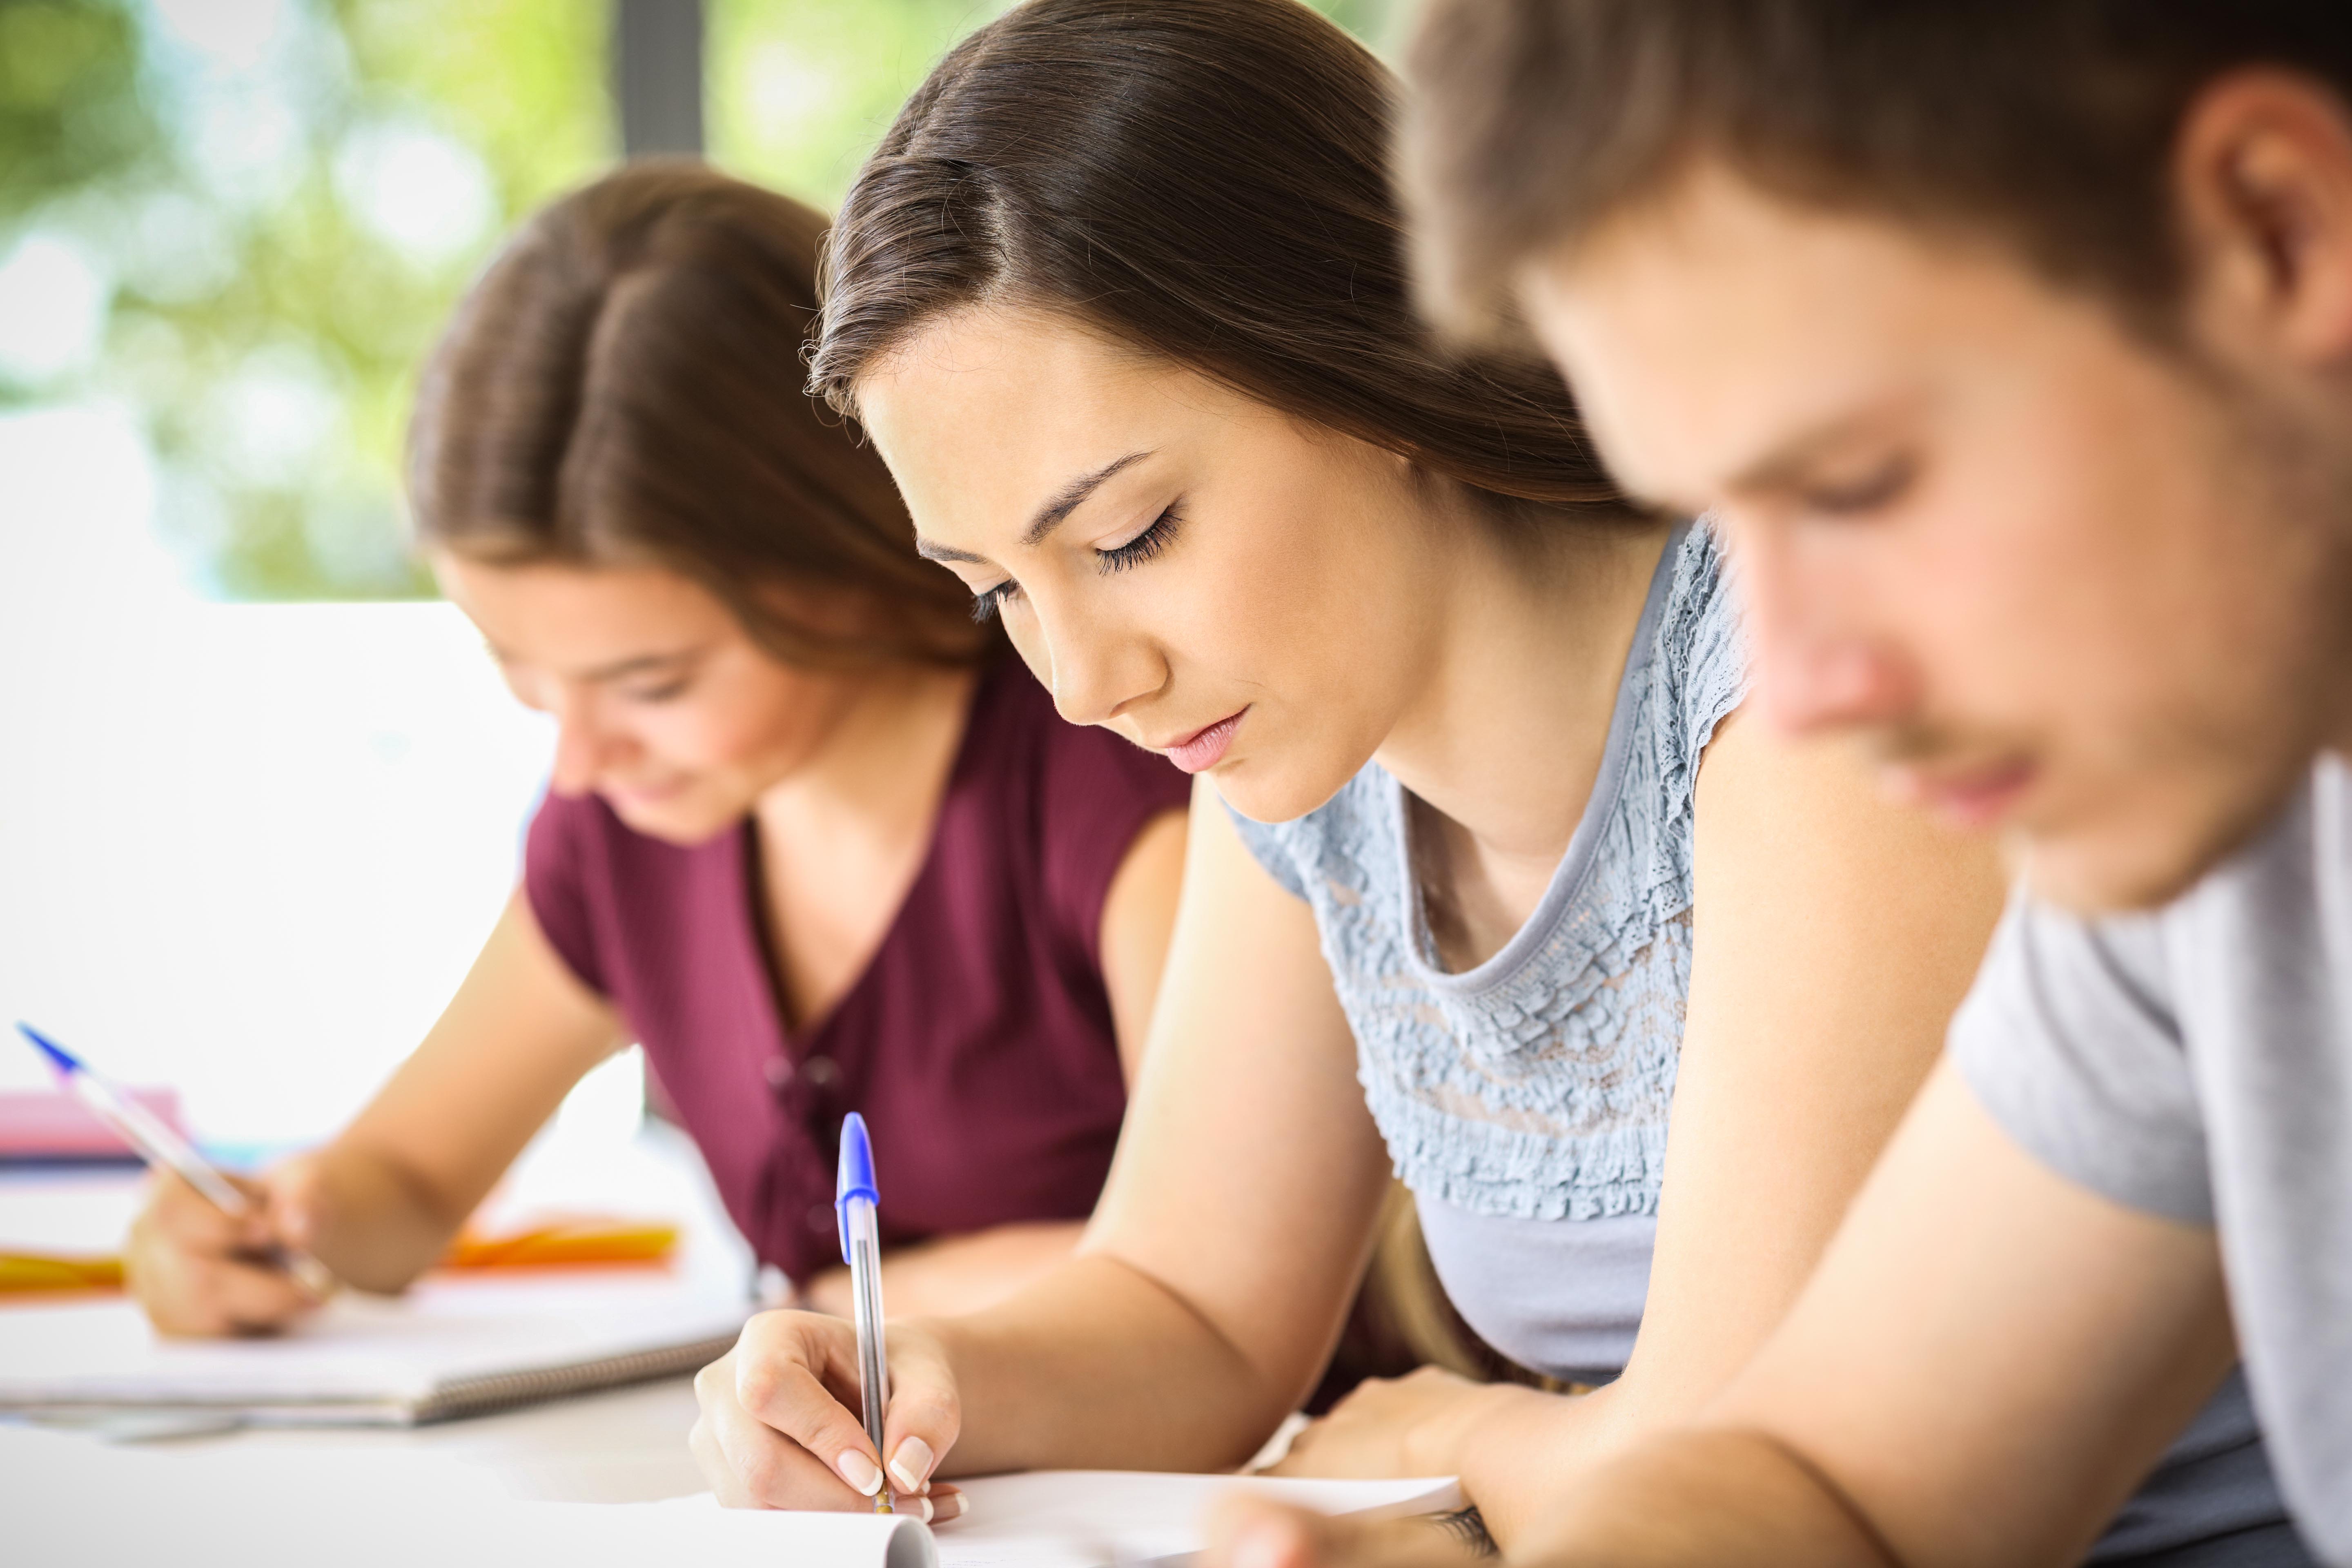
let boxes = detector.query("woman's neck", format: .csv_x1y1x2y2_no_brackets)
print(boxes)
1375,507,1675,966
750,659,981,1031
754,660,980,840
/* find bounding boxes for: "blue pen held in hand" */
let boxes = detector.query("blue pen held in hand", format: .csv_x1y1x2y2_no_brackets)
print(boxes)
15,1021,338,1300
835,1111,893,1515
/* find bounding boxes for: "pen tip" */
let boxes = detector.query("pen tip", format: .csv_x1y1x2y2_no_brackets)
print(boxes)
15,1023,76,1076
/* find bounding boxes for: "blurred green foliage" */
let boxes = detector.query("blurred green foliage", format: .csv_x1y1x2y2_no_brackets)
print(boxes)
0,1,160,219
0,0,606,599
2,0,1394,601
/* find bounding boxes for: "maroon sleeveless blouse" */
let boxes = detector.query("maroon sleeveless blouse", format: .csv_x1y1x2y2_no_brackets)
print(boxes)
523,657,1192,1283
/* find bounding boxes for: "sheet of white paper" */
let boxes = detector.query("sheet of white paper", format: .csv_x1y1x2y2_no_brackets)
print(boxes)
523,1497,938,1568
526,1474,1460,1568
934,1471,1464,1568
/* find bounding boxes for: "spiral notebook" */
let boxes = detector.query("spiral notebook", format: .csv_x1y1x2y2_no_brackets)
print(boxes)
0,1267,747,1425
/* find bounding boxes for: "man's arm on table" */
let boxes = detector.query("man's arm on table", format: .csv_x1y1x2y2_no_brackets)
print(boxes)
1209,1060,2238,1568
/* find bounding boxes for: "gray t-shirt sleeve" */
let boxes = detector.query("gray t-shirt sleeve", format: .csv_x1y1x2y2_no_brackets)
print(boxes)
1951,893,2216,1226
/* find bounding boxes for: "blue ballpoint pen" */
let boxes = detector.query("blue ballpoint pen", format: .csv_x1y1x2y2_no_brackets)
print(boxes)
835,1112,893,1515
16,1022,338,1299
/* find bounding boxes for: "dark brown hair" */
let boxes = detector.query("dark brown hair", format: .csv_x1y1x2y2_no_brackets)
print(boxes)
408,159,990,666
810,0,1633,527
1404,0,2352,341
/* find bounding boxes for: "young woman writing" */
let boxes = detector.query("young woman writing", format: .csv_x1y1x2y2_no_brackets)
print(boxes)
678,0,1996,1539
123,164,1191,1341
684,3,2283,1557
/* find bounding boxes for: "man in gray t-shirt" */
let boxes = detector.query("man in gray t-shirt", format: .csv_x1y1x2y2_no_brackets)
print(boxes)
1955,761,2352,1556
1195,7,2352,1568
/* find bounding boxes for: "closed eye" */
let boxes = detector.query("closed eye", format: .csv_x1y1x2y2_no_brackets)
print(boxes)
970,580,1020,623
1802,456,1916,517
1098,503,1182,573
970,501,1184,621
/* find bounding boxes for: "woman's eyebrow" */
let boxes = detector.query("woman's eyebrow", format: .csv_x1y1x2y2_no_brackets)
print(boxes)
914,450,1155,565
1020,450,1152,546
579,646,704,682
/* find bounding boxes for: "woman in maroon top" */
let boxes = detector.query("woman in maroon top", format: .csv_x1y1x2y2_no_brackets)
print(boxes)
124,163,1191,1340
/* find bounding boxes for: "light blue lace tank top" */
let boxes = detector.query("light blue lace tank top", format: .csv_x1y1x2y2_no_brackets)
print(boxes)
1230,521,1747,1381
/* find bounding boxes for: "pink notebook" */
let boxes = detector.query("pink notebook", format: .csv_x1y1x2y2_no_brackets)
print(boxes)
0,1087,185,1160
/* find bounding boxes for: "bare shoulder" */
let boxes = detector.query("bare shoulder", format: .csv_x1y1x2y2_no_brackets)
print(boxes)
1693,704,2007,927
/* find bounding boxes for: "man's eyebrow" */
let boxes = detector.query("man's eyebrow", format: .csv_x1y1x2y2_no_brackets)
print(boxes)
1021,450,1151,547
1721,398,1921,497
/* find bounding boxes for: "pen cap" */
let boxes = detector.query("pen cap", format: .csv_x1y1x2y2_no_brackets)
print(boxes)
17,1023,81,1078
835,1112,880,1266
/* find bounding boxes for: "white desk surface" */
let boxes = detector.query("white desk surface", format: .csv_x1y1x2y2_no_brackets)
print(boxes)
1,1121,752,1561
6,1372,710,1499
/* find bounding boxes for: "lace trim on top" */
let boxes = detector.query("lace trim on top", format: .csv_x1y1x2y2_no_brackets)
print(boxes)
1232,522,1749,1220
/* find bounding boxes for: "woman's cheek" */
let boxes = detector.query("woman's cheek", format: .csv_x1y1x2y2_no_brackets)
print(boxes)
1002,613,1054,695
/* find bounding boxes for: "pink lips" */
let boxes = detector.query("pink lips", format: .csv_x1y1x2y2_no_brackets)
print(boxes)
1884,756,2038,830
1161,710,1246,774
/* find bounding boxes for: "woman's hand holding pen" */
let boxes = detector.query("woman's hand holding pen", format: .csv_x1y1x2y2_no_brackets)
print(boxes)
125,1158,332,1337
690,1307,968,1521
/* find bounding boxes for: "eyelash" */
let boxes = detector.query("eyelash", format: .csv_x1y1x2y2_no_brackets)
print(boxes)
969,503,1185,623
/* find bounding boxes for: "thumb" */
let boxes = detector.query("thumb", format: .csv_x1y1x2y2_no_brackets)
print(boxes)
1204,1498,1332,1568
1203,1496,1472,1568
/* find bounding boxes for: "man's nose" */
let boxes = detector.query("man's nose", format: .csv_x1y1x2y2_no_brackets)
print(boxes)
1754,634,1911,736
1736,530,1913,737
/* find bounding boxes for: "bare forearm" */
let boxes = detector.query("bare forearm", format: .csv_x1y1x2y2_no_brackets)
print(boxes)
930,1253,1298,1477
804,1221,1089,1319
301,1141,471,1294
1515,1429,1898,1568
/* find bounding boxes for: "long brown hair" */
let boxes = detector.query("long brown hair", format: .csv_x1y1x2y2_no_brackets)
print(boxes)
809,0,1634,529
408,159,991,667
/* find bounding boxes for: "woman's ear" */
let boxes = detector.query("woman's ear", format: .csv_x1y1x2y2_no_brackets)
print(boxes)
2175,68,2352,370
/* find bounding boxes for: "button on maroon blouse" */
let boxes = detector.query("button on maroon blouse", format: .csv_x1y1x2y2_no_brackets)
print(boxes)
523,657,1192,1284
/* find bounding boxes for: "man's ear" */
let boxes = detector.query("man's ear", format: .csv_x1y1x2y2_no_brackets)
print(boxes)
2174,68,2352,369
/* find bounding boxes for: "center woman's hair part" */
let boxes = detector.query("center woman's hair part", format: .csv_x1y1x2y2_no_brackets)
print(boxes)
810,0,1635,529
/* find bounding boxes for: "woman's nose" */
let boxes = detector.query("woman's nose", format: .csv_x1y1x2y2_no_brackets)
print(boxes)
1025,598,1163,729
546,694,608,796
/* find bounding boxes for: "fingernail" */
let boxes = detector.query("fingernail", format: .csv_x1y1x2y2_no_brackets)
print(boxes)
912,1494,934,1524
888,1435,935,1493
837,1449,884,1495
932,1490,967,1523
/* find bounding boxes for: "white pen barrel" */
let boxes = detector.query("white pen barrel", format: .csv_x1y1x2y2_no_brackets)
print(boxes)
845,1196,891,1459
67,1072,249,1213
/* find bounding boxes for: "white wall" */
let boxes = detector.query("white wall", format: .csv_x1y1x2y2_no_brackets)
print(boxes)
0,401,619,1151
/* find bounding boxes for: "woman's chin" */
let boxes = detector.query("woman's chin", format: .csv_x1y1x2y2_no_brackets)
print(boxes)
1211,755,1353,828
603,790,737,846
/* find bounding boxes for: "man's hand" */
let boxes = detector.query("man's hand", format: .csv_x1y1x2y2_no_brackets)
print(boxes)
1203,1495,1487,1568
